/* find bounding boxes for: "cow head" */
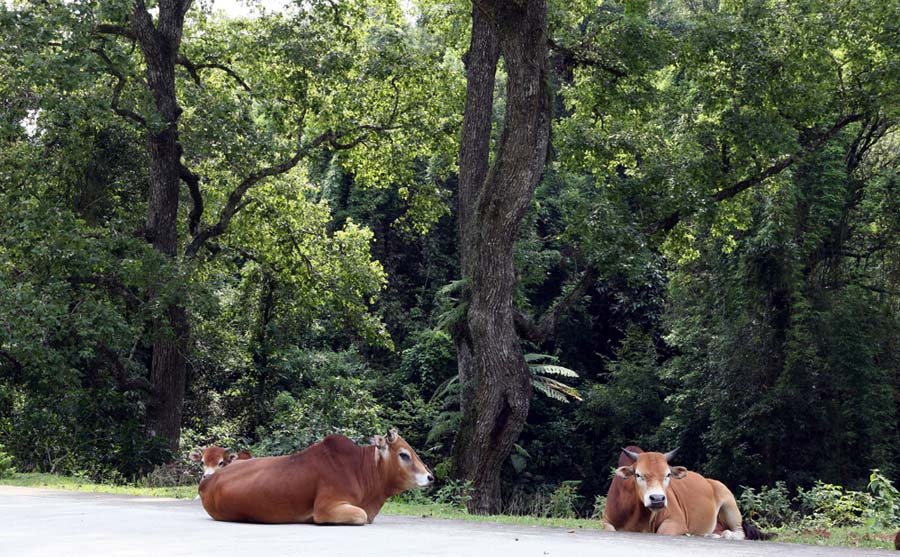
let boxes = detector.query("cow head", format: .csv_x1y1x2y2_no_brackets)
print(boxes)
371,428,434,490
615,448,687,511
189,446,251,479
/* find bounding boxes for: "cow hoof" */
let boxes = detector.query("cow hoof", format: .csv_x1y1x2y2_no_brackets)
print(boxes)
704,533,721,539
723,529,746,540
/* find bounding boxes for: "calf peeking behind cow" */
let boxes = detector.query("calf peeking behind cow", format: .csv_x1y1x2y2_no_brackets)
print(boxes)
602,446,772,540
189,446,252,479
198,428,433,525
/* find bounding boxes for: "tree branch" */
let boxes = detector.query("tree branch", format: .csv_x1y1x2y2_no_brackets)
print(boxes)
177,56,252,92
95,23,136,40
92,44,148,128
179,162,203,235
548,38,628,79
646,112,866,235
514,267,598,344
98,346,152,393
184,109,401,258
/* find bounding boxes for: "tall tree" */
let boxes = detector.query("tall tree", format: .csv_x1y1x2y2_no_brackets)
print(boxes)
451,0,551,514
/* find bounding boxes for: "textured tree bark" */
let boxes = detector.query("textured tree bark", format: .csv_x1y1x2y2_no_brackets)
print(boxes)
452,0,550,514
452,2,499,481
132,0,192,453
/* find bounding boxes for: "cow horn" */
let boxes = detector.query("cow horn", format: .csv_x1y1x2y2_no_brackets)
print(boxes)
621,447,641,462
664,447,679,462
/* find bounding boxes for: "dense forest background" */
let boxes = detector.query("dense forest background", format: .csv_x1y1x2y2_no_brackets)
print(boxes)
2,0,899,514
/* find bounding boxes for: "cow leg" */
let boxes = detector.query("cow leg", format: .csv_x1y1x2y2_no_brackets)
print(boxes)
602,520,616,532
655,519,688,536
313,501,368,526
712,481,745,540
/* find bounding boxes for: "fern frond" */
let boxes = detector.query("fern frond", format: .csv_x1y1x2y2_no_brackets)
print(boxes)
530,363,579,378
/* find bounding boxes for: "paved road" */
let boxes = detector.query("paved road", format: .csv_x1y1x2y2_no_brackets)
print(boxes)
0,486,892,556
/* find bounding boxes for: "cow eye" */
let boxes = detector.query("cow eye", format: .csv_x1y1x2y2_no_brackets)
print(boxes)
399,452,411,462
217,461,225,467
634,472,642,479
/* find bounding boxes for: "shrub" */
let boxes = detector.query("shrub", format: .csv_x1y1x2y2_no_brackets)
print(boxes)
795,481,875,528
0,443,16,478
738,481,795,528
868,469,900,527
591,495,607,520
432,479,473,511
544,480,583,519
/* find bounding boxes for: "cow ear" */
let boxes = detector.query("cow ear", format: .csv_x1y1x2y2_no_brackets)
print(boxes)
615,466,635,479
386,428,399,444
670,466,688,479
189,449,202,462
371,434,387,449
227,453,240,463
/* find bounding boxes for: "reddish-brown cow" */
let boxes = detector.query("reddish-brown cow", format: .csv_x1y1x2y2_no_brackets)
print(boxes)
199,429,433,525
189,446,252,479
603,447,770,540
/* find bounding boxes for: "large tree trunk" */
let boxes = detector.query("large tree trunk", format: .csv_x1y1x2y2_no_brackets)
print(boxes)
452,0,550,514
133,0,191,453
452,2,499,473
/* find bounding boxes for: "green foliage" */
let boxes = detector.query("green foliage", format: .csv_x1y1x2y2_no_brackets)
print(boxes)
0,443,16,478
252,351,385,455
796,482,876,528
591,495,606,520
544,480,583,519
740,472,900,531
432,479,473,511
738,482,796,528
868,470,900,526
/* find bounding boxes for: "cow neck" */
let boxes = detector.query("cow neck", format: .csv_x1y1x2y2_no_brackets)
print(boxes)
357,445,399,504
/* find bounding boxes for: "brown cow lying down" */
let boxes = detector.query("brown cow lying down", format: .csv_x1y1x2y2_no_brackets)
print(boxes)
602,447,771,540
189,446,252,479
199,429,433,524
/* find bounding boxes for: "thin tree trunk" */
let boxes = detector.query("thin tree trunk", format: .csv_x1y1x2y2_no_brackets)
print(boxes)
452,0,550,514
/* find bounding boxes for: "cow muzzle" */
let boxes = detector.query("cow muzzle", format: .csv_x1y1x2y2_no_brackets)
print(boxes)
415,472,435,487
646,492,667,510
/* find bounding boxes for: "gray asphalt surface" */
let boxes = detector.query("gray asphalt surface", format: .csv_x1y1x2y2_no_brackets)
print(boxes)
0,486,893,556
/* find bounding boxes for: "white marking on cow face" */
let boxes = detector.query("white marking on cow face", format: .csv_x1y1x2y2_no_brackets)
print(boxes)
415,472,433,487
619,452,687,512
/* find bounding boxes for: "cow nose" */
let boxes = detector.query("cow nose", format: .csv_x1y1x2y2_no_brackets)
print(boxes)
201,473,212,480
427,474,434,483
649,494,666,505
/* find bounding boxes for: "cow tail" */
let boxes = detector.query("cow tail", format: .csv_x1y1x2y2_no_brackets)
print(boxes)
742,521,775,541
